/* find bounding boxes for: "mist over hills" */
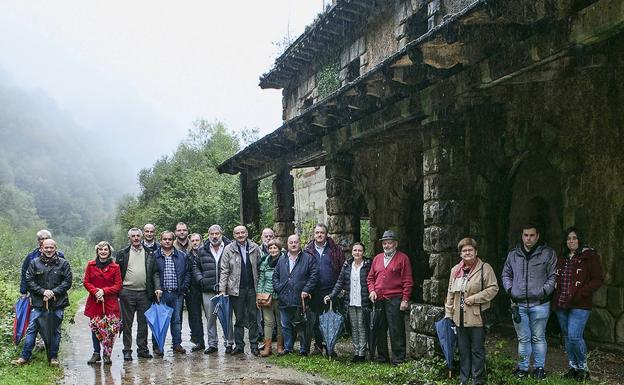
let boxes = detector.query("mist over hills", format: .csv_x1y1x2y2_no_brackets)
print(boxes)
0,71,130,236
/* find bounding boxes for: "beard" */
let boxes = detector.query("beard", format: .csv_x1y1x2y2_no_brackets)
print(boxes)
210,237,222,245
383,247,396,255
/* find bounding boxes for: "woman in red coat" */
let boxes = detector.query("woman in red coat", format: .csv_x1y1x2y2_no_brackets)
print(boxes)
83,241,122,365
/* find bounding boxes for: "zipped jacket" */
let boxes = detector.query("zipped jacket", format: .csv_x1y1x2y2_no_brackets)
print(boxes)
115,245,156,298
501,244,557,307
20,248,65,294
328,258,371,309
26,255,73,309
193,239,230,293
257,252,284,298
153,248,191,295
272,250,318,308
219,240,260,296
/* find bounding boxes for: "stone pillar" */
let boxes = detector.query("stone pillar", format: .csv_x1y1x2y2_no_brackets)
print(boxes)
240,172,260,233
409,123,466,358
272,165,295,246
325,153,356,252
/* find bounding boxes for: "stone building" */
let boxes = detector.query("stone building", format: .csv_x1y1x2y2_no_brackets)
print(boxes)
218,0,624,353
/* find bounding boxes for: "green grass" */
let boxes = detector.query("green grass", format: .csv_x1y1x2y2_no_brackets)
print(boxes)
268,340,603,385
0,287,86,385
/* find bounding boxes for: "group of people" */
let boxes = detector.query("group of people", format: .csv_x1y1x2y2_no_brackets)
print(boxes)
12,222,603,384
445,224,603,385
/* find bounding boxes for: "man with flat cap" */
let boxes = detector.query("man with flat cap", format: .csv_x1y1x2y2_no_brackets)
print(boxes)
367,230,413,365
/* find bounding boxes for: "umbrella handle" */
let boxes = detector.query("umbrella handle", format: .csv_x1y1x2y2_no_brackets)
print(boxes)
101,300,105,314
328,300,333,313
44,299,48,311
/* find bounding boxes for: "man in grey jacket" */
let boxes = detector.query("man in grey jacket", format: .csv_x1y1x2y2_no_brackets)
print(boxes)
501,224,557,380
219,225,261,356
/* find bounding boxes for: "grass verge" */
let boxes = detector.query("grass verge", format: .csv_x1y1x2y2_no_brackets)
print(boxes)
268,340,599,385
0,287,86,385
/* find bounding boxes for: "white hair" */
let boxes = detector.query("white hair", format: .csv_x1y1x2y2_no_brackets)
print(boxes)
128,227,143,237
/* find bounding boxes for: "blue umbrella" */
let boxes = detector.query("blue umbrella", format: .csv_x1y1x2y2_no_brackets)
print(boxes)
144,302,173,351
13,297,31,345
318,301,344,359
435,317,456,378
210,294,231,341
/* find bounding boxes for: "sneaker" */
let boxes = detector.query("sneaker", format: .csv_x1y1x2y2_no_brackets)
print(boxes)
49,358,60,367
225,346,233,355
512,367,529,378
564,368,579,379
204,346,218,354
173,345,186,354
11,357,29,366
230,347,244,355
87,353,101,364
532,367,547,380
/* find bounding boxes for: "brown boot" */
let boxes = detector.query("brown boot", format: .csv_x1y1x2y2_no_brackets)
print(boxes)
276,335,285,355
261,338,272,357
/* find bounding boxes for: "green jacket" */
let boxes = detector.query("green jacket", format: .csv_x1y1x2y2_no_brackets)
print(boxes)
257,252,283,298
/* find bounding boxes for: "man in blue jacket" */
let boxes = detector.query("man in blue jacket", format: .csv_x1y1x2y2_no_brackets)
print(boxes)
502,223,557,380
153,231,190,355
273,234,318,356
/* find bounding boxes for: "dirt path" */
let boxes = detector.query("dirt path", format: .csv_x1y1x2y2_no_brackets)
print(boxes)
60,302,331,385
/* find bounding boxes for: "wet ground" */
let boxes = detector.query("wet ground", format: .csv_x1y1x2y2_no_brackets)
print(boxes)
60,302,331,385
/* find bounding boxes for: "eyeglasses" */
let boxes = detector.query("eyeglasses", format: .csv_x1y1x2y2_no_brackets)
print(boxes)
161,238,173,241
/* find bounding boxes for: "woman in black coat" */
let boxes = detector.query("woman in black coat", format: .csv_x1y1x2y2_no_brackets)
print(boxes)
325,242,370,362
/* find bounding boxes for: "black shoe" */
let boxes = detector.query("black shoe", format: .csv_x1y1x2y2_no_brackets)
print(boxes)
153,348,164,357
278,350,291,356
251,347,260,356
329,351,338,358
123,351,132,361
311,344,323,355
191,343,205,352
204,346,218,354
532,367,547,380
512,367,529,378
87,353,101,364
564,368,579,379
137,351,153,359
230,347,244,355
299,351,309,356
225,346,233,354
350,355,359,363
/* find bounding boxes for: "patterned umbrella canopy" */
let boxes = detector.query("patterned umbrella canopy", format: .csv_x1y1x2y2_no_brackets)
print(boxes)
318,301,344,358
88,301,122,357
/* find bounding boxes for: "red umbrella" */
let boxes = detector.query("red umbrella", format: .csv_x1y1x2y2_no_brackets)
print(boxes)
88,300,122,357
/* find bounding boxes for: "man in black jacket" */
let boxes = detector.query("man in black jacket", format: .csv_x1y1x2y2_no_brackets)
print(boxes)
13,239,72,366
193,224,233,354
116,227,156,361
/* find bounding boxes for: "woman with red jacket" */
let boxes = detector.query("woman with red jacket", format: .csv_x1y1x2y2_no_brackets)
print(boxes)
83,241,122,365
553,227,603,381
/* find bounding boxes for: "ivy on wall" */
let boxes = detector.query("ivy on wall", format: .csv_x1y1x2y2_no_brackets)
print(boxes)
317,61,341,99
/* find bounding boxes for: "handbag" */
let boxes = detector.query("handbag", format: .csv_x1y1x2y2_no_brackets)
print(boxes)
480,266,496,331
256,293,272,307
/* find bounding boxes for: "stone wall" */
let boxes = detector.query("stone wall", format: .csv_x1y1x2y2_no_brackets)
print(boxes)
292,166,328,240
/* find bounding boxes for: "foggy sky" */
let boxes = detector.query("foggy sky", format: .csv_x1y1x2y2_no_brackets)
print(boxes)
0,1,327,192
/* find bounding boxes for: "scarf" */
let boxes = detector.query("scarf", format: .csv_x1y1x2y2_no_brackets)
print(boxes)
96,257,113,269
454,259,478,278
40,252,59,265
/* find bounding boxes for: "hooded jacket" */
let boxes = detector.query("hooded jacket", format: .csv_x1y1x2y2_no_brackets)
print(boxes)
552,247,603,310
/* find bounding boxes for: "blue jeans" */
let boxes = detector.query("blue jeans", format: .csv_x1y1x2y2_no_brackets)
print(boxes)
21,308,64,361
152,292,183,348
513,302,550,370
555,308,591,371
280,307,309,354
92,331,101,353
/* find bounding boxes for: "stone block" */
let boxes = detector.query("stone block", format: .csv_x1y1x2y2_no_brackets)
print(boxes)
423,225,461,253
411,0,425,12
360,51,368,66
273,221,294,238
423,199,462,226
593,286,608,307
329,233,354,250
423,174,464,201
395,23,407,40
340,49,350,68
423,146,450,175
585,308,615,343
409,332,438,359
409,304,445,334
273,206,295,222
422,278,448,305
326,178,352,198
607,287,624,316
350,41,359,62
327,214,355,233
429,252,457,279
616,313,624,344
358,36,366,55
325,156,353,179
326,196,352,215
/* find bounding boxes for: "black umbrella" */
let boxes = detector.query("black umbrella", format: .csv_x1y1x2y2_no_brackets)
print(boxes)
37,300,62,362
435,317,456,378
368,302,383,361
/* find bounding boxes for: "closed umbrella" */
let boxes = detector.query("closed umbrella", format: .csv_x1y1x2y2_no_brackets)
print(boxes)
89,301,122,357
435,317,457,378
210,294,231,341
13,297,31,345
318,300,344,359
144,301,173,351
37,300,62,362
368,302,382,361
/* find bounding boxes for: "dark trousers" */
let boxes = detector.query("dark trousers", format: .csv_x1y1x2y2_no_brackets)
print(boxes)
184,284,204,345
119,288,150,354
310,287,332,348
457,326,486,384
376,297,406,364
231,287,259,349
280,306,310,353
